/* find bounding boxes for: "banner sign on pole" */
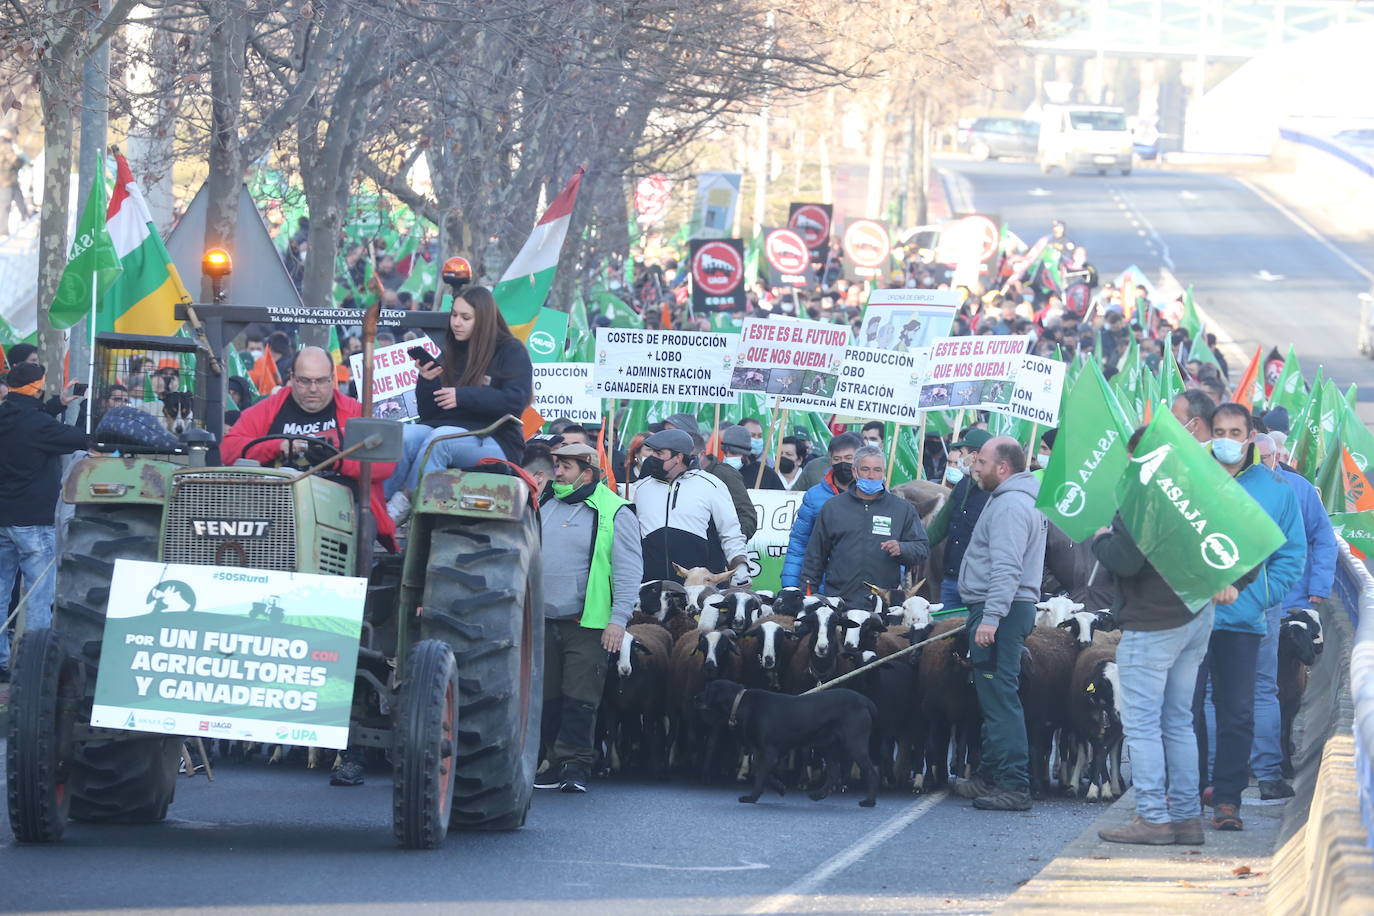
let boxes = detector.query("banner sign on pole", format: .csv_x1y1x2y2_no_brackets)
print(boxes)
781,345,927,424
533,362,602,424
731,317,848,403
693,172,742,239
689,238,747,313
936,213,1001,278
842,219,893,280
917,335,1034,411
762,227,815,288
348,338,441,421
592,327,736,403
91,560,365,749
859,287,960,352
788,202,833,264
991,355,1067,427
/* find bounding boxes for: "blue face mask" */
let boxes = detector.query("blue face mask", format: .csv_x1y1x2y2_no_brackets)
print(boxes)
750,436,764,455
1211,437,1244,465
722,455,743,470
856,477,885,495
945,466,964,485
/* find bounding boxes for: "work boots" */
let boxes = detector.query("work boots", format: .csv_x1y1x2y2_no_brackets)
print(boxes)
1099,816,1176,845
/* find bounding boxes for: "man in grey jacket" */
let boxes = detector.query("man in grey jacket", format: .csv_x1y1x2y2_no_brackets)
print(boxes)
535,442,642,793
954,436,1048,811
800,444,928,608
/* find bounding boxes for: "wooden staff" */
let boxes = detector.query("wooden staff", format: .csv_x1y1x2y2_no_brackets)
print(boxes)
755,401,781,487
913,414,929,481
605,397,617,487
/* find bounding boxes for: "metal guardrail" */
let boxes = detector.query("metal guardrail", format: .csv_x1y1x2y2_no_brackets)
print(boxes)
1277,128,1374,181
1334,535,1374,850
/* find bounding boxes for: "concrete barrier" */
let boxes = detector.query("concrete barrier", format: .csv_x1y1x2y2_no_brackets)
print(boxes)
1267,540,1374,914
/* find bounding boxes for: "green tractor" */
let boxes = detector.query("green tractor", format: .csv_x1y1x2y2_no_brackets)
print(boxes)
6,306,541,849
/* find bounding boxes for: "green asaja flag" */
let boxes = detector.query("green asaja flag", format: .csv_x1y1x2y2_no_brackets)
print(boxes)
1330,511,1374,558
1338,396,1374,473
1116,409,1285,611
1158,339,1185,407
1188,329,1220,372
1181,285,1203,340
1268,345,1306,414
1109,333,1144,425
1037,363,1133,541
48,170,122,330
1289,376,1327,480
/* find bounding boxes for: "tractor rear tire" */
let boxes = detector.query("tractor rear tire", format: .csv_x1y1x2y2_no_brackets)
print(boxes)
68,736,180,823
6,628,78,842
392,639,459,849
421,512,543,831
54,504,161,673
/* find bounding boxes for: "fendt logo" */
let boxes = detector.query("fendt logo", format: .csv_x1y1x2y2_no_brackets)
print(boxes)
692,241,743,296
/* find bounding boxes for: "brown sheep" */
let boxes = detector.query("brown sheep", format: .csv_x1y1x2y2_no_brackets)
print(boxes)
1018,625,1077,797
602,623,675,775
916,616,978,791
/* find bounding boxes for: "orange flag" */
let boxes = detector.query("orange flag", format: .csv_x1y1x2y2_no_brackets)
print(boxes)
596,420,617,490
1343,448,1374,513
249,351,281,394
1231,345,1262,409
521,406,545,439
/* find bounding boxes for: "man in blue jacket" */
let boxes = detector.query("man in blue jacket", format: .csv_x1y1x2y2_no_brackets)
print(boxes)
780,433,860,590
1195,404,1306,832
1251,433,1335,798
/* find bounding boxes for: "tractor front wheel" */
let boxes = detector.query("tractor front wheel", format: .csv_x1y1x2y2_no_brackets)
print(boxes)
68,737,180,824
6,628,78,843
393,639,459,849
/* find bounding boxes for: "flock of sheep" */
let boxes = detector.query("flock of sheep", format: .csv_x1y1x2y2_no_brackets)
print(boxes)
599,564,1326,801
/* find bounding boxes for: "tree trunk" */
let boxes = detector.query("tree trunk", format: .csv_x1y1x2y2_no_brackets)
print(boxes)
37,73,75,391
202,0,248,301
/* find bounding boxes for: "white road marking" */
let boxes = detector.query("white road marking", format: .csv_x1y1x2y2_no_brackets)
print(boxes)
1116,201,1128,209
1029,187,1051,197
556,859,771,872
1180,190,1199,201
1255,269,1285,282
746,791,948,913
1238,177,1374,285
1136,228,1147,236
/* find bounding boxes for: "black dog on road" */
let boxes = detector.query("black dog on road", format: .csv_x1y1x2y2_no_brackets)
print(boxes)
695,679,880,807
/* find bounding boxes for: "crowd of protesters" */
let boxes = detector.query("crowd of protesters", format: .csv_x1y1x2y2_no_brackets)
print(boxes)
0,215,1343,834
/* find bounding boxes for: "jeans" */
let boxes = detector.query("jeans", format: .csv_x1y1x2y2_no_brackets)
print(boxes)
939,578,964,612
1249,605,1284,781
0,525,58,668
541,619,608,771
1194,628,1262,807
967,600,1036,792
1116,604,1214,824
386,423,508,496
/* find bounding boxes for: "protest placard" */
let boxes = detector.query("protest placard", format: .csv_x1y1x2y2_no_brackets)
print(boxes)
689,238,747,313
781,345,927,424
91,560,365,749
592,327,736,403
858,288,959,352
762,227,814,288
842,219,893,280
788,202,833,263
348,338,441,421
533,363,602,424
731,317,848,405
741,489,805,593
917,335,1034,411
993,355,1067,427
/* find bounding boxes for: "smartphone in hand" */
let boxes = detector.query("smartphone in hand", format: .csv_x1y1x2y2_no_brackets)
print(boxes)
407,346,436,366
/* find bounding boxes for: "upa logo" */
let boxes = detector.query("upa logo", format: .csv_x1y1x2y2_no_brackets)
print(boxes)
843,220,891,269
1053,481,1087,518
692,241,743,296
789,204,831,248
1200,532,1240,570
528,330,557,357
764,228,809,275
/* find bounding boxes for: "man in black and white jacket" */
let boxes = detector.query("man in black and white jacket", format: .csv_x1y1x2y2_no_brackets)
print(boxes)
633,428,749,584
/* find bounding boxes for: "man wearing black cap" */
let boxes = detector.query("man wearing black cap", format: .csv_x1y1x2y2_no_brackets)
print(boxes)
535,442,641,793
633,427,748,584
0,361,89,680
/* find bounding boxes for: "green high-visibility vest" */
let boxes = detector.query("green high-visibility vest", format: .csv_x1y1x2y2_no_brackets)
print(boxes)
575,485,632,630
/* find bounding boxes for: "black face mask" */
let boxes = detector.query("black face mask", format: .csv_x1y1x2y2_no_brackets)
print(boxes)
778,457,796,475
640,456,670,482
831,461,854,485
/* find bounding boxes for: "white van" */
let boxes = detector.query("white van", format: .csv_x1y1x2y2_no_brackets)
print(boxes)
1038,105,1134,176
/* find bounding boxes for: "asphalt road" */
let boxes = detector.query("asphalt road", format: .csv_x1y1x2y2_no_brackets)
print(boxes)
938,158,1374,423
0,744,1108,915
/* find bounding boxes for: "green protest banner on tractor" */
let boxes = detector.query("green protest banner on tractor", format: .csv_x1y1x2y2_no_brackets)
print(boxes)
1115,411,1285,611
1037,363,1132,541
91,560,366,749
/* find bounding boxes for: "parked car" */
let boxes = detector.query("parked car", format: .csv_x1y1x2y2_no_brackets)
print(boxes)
959,117,1040,161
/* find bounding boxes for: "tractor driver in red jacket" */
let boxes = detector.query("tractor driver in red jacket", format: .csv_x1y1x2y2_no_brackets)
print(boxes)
222,346,397,549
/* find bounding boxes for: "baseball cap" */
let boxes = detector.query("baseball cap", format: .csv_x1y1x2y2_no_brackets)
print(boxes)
643,428,695,455
550,442,600,468
950,429,992,450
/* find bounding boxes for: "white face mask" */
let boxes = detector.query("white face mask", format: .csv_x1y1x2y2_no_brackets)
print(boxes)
723,455,743,470
1038,451,1052,467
